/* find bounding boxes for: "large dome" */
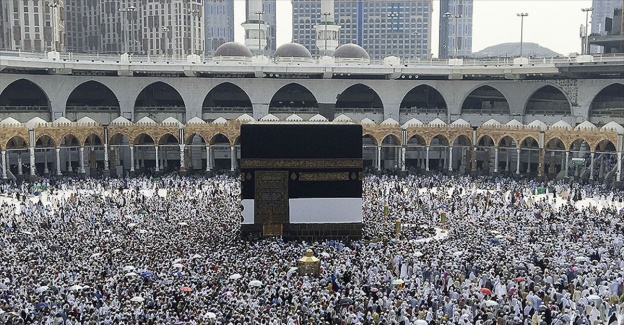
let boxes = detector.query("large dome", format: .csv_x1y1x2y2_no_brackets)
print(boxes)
334,43,370,60
273,43,312,59
214,42,253,57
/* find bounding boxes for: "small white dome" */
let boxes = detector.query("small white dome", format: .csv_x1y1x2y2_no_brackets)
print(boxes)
285,114,304,122
527,120,548,131
162,117,183,128
186,117,206,124
333,114,352,123
381,118,399,125
212,117,228,124
236,114,255,122
26,117,49,130
309,114,329,122
110,116,132,125
506,119,524,127
550,120,573,130
482,119,501,127
574,121,597,131
601,121,624,134
0,117,21,126
259,114,280,122
451,118,471,127
402,118,423,129
428,118,446,126
52,116,73,125
360,118,376,125
136,116,157,125
76,116,98,125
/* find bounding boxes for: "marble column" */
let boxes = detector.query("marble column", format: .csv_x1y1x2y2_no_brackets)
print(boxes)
103,144,109,171
17,153,23,175
79,147,85,173
29,147,35,176
590,152,595,180
565,151,570,177
401,147,406,171
1,150,6,179
425,146,430,171
67,148,73,172
43,149,49,174
55,148,61,176
377,146,382,170
617,152,622,181
179,144,185,170
230,146,236,171
494,147,499,173
448,146,453,171
130,146,135,172
516,149,521,174
154,146,160,172
206,145,211,171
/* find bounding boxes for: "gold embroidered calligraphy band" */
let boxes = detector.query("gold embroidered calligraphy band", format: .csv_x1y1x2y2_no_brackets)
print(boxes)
240,158,363,169
298,172,351,182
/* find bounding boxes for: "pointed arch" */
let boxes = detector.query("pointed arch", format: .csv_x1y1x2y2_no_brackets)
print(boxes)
203,82,253,116
268,83,319,116
400,85,447,115
66,81,120,124
0,79,51,121
524,85,571,116
461,85,510,115
477,135,495,147
134,82,185,122
335,84,383,113
589,83,624,125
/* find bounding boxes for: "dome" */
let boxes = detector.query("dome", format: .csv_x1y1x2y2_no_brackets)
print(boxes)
334,44,370,60
273,43,312,59
214,42,253,58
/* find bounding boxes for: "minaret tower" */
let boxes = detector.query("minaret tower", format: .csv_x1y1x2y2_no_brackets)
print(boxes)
242,0,267,56
315,0,340,56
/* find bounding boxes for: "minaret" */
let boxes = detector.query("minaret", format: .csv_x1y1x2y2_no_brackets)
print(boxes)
315,0,340,56
242,0,267,56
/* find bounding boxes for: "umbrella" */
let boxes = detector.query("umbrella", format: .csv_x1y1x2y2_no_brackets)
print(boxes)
287,267,299,276
414,321,428,325
35,302,49,310
484,300,498,307
125,272,138,277
479,288,493,295
130,296,145,302
370,287,379,293
392,279,404,285
338,298,354,306
172,263,184,269
112,248,122,254
575,256,589,262
229,274,242,280
514,277,525,282
495,235,504,239
414,252,424,257
320,252,330,258
206,312,217,319
249,280,263,287
123,265,135,272
140,271,154,279
35,286,49,293
181,286,193,292
90,253,102,258
452,251,463,257
69,285,83,291
138,229,147,234
223,291,234,296
191,254,203,259
103,230,112,234
21,230,33,235
178,222,188,226
82,285,91,289
128,223,137,228
587,294,601,301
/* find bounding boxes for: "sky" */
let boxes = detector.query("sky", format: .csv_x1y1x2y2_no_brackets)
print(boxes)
232,0,595,57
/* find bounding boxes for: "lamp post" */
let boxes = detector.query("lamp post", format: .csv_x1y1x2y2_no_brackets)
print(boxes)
254,11,264,55
119,6,137,54
47,1,60,52
581,7,594,55
321,12,331,56
516,13,528,57
444,12,462,59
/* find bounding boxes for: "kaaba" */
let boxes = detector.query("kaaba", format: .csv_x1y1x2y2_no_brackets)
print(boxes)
240,124,363,240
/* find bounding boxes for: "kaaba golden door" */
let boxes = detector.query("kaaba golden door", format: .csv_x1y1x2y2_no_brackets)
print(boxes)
255,171,289,237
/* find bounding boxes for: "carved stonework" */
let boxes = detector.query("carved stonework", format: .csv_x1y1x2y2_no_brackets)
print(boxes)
549,79,579,106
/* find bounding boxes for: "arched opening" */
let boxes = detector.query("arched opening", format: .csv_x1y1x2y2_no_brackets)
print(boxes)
0,79,51,121
109,133,131,178
519,137,539,176
380,134,401,171
569,139,591,180
83,134,103,177
545,138,566,177
476,135,495,174
335,84,383,121
497,136,517,175
428,135,449,172
202,83,253,119
209,134,232,171
461,86,509,115
5,136,28,178
33,135,57,176
594,140,618,181
399,85,447,122
451,135,472,173
185,133,207,173
268,83,319,119
66,81,120,124
133,134,156,175
524,85,571,116
134,82,185,122
59,134,81,176
405,134,426,171
589,84,624,125
158,134,180,173
362,134,377,170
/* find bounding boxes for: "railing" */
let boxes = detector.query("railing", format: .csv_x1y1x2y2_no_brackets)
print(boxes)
400,108,447,114
269,107,319,113
590,108,624,118
3,50,623,67
66,105,119,112
461,108,510,115
0,105,48,111
202,106,253,113
134,106,185,113
335,107,382,114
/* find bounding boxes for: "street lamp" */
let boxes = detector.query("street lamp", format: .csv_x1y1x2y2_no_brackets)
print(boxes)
517,13,528,58
581,7,594,55
444,12,462,59
321,12,332,56
47,1,60,52
254,11,264,55
119,6,137,54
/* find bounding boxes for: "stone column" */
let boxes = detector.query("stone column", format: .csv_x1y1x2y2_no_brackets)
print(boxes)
179,144,185,171
425,146,430,171
401,146,406,172
538,148,545,177
17,153,22,175
527,150,531,173
67,149,73,172
516,148,521,174
471,146,477,173
590,152,595,180
206,145,211,171
230,146,236,171
618,152,622,181
154,146,160,172
448,146,453,172
29,147,35,176
377,146,382,170
79,147,85,173
55,148,61,176
494,147,499,173
505,149,510,171
565,151,570,177
103,144,109,171
1,150,6,179
130,146,135,172
43,149,49,174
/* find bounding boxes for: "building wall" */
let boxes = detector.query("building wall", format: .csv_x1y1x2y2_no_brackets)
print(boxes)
438,0,473,59
205,0,235,56
0,0,65,52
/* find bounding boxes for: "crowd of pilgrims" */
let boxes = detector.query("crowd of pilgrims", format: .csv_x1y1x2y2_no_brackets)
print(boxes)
1,173,624,325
